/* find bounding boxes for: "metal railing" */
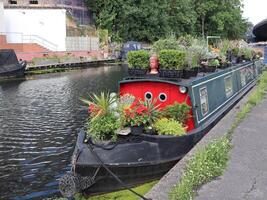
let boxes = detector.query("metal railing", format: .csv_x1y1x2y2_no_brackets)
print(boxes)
22,34,58,51
0,32,58,51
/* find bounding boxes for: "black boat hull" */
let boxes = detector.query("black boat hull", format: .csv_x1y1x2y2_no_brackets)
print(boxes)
0,63,26,78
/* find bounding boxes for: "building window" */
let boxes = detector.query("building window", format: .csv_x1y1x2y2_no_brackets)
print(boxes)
225,76,233,98
29,0,38,4
9,0,17,4
200,86,209,116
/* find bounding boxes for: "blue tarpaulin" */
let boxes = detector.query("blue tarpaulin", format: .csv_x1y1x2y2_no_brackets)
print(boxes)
264,46,267,64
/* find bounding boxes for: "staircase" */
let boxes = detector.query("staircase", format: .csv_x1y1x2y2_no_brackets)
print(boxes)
0,34,55,53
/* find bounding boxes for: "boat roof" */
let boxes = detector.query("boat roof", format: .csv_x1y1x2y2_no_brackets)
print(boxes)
120,62,252,88
0,49,19,67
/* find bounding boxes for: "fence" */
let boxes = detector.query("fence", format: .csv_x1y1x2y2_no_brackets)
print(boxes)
66,36,99,51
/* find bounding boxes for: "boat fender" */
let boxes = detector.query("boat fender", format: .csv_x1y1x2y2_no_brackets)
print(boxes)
59,172,95,198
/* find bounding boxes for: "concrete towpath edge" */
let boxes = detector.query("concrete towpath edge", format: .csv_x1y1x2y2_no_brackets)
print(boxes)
145,84,257,200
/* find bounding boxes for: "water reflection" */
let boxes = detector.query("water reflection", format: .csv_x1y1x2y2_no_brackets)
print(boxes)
0,64,127,199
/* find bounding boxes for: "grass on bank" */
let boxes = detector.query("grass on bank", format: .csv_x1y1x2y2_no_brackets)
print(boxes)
52,181,157,200
170,70,267,200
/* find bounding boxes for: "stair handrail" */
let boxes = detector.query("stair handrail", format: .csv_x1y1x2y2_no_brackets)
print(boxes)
22,34,58,51
0,32,58,51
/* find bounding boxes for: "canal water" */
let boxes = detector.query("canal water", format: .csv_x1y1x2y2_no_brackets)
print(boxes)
0,64,127,199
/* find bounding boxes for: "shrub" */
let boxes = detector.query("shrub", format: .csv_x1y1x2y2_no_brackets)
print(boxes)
127,50,150,69
232,47,239,57
208,59,220,67
154,118,186,136
82,92,120,141
88,113,120,141
151,37,183,54
159,50,186,70
238,47,253,60
163,102,191,125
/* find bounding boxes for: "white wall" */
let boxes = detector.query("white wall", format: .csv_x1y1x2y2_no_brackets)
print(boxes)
0,2,4,33
4,9,66,51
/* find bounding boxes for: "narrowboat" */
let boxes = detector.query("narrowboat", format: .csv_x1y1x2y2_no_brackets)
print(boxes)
59,60,264,198
0,49,27,78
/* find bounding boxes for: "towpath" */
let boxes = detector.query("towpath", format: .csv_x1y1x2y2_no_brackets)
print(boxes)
196,97,267,200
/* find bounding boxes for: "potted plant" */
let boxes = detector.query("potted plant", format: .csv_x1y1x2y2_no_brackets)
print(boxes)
81,92,121,141
127,50,150,76
183,53,199,79
162,102,191,125
153,118,186,136
238,47,253,62
205,58,220,72
158,49,186,78
123,98,159,135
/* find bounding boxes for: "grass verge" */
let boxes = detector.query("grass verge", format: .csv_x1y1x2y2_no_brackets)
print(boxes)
169,70,267,200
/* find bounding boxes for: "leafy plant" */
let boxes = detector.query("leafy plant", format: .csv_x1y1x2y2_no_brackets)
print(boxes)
82,92,120,141
163,102,191,125
88,113,120,141
159,50,186,70
151,37,183,54
153,118,186,136
238,47,253,60
81,92,117,119
208,58,220,67
123,99,159,127
232,47,239,57
127,50,150,69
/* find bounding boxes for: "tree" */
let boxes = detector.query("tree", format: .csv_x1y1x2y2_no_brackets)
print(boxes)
86,0,248,42
193,0,248,39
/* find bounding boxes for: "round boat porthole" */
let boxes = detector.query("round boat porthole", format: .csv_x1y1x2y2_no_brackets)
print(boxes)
159,93,167,102
145,92,153,101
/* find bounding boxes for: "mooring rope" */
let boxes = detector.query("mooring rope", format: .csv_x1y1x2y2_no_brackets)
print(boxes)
86,142,152,200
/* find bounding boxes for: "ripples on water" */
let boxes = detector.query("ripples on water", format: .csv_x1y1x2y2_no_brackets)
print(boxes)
0,64,127,199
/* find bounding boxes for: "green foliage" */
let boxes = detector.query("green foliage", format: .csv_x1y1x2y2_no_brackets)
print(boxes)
238,47,253,60
87,0,248,42
81,92,117,119
97,29,109,50
169,137,231,200
88,113,120,141
232,47,239,57
193,0,248,39
159,50,186,70
151,36,184,54
123,99,159,126
127,50,150,69
82,92,120,141
154,118,186,136
163,102,191,125
208,59,220,67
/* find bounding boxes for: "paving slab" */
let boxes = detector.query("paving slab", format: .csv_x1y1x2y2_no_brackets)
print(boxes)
196,98,267,200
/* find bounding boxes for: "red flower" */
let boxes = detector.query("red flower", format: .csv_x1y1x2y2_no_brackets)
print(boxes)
136,105,147,114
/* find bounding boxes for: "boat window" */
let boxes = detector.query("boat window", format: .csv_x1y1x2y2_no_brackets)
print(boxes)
224,76,233,98
200,87,209,116
145,92,153,101
159,93,167,102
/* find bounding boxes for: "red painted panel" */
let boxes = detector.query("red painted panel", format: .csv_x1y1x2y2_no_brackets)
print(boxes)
120,81,195,131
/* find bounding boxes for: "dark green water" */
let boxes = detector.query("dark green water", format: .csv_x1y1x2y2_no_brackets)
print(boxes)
0,64,127,199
